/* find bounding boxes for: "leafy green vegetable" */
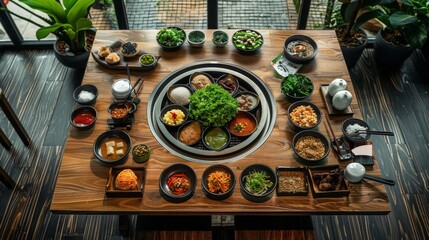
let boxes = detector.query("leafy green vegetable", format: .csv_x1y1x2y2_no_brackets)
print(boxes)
188,31,205,43
232,30,263,50
213,31,228,43
189,85,238,127
157,27,185,47
281,74,313,97
244,170,273,195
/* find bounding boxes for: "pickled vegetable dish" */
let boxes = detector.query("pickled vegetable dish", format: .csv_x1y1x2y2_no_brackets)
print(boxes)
167,172,191,195
207,170,232,193
243,170,273,195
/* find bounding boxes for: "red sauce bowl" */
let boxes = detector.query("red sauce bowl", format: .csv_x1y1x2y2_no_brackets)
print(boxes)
70,106,98,130
228,111,258,137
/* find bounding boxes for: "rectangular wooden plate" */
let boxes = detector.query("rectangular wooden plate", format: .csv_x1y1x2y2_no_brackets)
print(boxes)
308,164,350,198
276,166,309,196
105,166,146,198
320,84,354,115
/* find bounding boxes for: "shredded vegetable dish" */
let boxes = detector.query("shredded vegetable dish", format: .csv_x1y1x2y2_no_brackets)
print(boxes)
207,170,232,193
244,170,273,195
167,172,191,195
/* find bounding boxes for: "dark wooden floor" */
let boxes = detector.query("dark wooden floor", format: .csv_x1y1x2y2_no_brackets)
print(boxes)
0,48,428,239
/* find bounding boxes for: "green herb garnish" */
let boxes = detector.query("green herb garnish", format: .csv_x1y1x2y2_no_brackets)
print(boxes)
189,31,205,43
244,170,273,195
189,84,238,127
280,73,313,97
213,31,228,43
157,27,185,47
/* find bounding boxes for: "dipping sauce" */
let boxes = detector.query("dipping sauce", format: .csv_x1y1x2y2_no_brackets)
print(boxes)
204,128,228,149
191,73,212,90
217,75,238,94
100,136,128,160
112,79,131,99
286,40,314,58
178,121,202,145
111,105,128,119
236,93,258,111
73,111,95,126
167,172,191,195
229,112,256,137
162,109,186,126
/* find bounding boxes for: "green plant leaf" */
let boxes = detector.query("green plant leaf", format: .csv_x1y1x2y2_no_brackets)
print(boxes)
345,1,359,23
354,8,386,28
35,23,63,40
390,11,418,27
67,0,94,27
20,0,67,23
76,18,93,31
403,22,427,49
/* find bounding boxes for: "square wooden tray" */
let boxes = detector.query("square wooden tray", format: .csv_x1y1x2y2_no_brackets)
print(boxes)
105,166,146,198
276,166,309,196
320,84,354,115
308,164,350,198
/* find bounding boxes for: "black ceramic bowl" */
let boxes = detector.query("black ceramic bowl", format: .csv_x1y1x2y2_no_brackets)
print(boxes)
139,53,157,69
70,106,98,130
240,164,277,203
202,127,231,151
93,130,132,165
156,27,186,51
167,84,193,106
292,130,330,163
176,120,203,146
342,118,370,143
202,165,236,200
234,91,260,112
160,104,188,128
287,101,321,132
232,29,264,55
73,84,98,105
283,35,318,63
217,74,239,95
159,163,197,203
189,72,215,91
228,111,258,137
280,73,314,102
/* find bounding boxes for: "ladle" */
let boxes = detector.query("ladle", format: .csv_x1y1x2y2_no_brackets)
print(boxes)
344,162,395,186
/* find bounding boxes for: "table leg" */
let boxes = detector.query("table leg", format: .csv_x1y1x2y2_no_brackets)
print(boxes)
0,89,31,146
0,128,12,150
0,166,16,189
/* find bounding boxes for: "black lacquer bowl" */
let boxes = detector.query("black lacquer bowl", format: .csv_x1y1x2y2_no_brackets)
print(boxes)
159,163,197,203
240,164,277,203
202,164,236,200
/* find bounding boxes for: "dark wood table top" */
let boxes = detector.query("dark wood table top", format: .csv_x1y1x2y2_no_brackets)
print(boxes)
50,30,390,215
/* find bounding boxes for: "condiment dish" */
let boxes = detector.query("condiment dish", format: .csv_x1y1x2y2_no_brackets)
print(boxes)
160,104,188,128
132,144,151,163
212,30,229,48
240,164,277,202
187,30,206,48
342,118,370,143
189,72,214,91
70,106,98,130
234,91,260,112
292,130,330,163
281,73,314,102
176,120,203,146
228,111,258,137
159,163,197,203
217,74,239,95
73,84,98,105
287,101,321,132
139,53,157,69
232,29,264,55
202,126,231,150
202,165,235,200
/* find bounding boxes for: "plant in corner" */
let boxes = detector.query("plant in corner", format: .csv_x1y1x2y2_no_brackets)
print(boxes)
358,0,429,65
324,0,379,68
1,0,95,68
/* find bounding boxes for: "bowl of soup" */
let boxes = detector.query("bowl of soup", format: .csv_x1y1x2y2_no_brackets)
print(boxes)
93,130,132,165
228,111,257,137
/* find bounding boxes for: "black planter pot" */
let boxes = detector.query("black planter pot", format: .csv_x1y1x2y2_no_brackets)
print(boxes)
339,30,368,69
53,39,90,70
374,30,414,67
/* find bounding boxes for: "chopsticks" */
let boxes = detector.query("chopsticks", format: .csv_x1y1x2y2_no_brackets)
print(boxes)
324,114,342,155
353,130,394,136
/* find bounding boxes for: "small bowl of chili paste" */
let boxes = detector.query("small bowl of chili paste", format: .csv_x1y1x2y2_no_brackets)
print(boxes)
70,106,98,130
159,163,197,203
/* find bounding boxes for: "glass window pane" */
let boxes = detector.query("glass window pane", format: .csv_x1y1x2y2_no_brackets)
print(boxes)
0,22,10,42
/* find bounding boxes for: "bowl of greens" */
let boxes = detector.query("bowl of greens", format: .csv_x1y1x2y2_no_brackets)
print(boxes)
232,29,263,55
187,30,206,48
281,73,314,102
212,30,229,48
240,164,277,202
189,84,238,127
156,27,186,51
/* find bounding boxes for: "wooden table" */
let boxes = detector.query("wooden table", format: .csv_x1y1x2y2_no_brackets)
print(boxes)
51,30,390,215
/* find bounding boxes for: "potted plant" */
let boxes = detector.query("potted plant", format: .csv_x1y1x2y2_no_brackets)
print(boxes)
358,0,429,66
324,0,380,68
1,0,95,69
